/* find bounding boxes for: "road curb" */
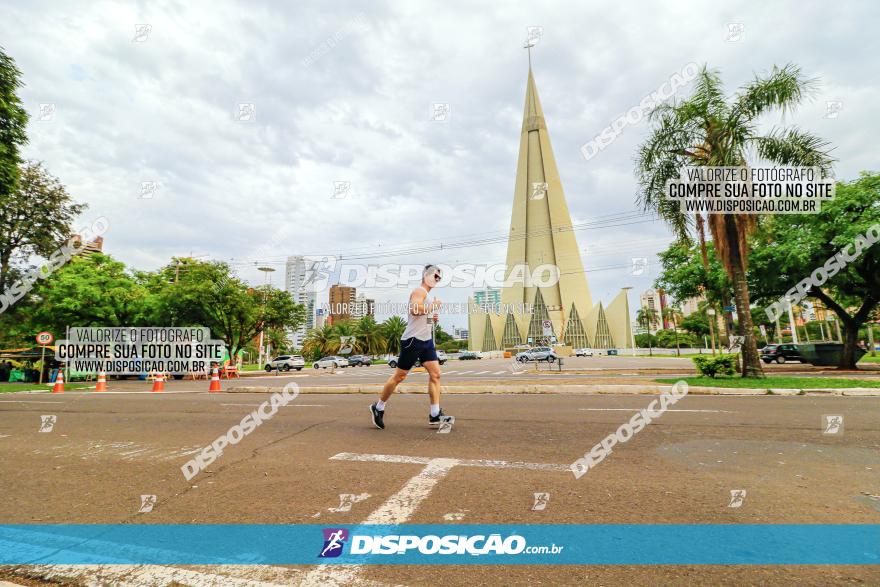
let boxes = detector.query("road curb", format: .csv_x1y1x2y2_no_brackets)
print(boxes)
224,384,880,396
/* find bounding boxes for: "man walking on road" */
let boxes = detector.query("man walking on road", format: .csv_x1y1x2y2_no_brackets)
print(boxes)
370,265,450,429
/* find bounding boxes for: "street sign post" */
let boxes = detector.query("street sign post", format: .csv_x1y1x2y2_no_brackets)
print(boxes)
35,332,54,385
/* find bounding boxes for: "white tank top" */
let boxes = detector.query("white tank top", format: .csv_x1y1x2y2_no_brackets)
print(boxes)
401,286,433,341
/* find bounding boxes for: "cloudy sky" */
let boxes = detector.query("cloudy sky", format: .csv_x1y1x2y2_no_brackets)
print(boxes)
2,0,877,330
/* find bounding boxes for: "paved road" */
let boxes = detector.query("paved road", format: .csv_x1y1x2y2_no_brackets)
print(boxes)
14,356,875,393
1,389,878,585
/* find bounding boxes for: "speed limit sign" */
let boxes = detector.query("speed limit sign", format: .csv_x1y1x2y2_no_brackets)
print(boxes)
36,331,54,346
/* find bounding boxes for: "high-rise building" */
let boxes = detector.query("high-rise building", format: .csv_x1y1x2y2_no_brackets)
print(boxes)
71,235,104,255
453,326,469,340
679,295,704,317
468,64,633,351
473,287,501,310
639,289,667,334
328,284,356,323
351,293,375,319
285,255,317,347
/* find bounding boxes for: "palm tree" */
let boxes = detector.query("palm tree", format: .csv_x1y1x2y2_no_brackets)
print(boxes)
636,64,834,377
355,315,385,356
329,319,359,355
662,306,683,356
636,307,659,356
302,324,335,360
380,316,406,355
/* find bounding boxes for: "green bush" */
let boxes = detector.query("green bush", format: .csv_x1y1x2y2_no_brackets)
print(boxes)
692,354,736,378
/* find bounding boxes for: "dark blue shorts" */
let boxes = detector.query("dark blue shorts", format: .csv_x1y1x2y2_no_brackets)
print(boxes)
396,337,438,370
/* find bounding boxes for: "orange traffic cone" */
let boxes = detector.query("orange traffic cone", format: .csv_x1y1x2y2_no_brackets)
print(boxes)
151,372,165,392
95,370,108,392
208,367,222,393
52,370,65,393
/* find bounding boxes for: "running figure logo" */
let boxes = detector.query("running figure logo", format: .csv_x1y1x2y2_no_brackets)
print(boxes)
727,489,747,508
39,415,57,433
823,414,844,435
532,492,550,511
319,528,349,558
138,494,157,513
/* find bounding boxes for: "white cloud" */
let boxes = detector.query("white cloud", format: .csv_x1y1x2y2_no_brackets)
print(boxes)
2,0,877,329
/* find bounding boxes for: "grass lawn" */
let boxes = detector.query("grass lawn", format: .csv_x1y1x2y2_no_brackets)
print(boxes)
637,352,708,358
0,382,93,393
655,376,880,389
858,354,880,364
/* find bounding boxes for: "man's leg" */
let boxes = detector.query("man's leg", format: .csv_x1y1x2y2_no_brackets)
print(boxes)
422,360,441,407
423,359,450,426
369,368,409,430
381,368,409,402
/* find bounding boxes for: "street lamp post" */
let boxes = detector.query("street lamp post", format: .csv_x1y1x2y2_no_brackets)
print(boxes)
257,266,276,368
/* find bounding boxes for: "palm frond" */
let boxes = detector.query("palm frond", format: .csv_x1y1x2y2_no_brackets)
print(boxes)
732,63,818,121
752,127,836,174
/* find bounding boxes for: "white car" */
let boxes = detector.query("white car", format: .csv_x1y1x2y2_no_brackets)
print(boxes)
264,355,305,372
573,348,594,357
313,356,349,369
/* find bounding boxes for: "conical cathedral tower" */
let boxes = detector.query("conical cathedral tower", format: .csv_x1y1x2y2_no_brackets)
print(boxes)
468,64,633,352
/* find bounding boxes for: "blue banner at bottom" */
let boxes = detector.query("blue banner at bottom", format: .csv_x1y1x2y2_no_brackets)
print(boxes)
0,524,877,565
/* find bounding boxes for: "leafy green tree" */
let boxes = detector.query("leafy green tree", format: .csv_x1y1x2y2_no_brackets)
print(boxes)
433,324,453,344
656,328,698,349
636,64,834,377
749,172,880,368
0,161,87,294
0,47,29,208
24,253,149,335
147,259,304,358
680,311,710,337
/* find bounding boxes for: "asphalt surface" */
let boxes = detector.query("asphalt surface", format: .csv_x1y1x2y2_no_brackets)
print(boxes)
1,388,878,585
10,356,875,393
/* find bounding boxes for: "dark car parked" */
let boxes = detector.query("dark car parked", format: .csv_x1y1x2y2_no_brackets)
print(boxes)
761,344,802,364
347,355,372,367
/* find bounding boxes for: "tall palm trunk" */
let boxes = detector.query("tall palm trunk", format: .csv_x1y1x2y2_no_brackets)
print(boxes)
722,215,764,377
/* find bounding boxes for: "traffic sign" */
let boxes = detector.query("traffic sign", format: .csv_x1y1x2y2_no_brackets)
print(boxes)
541,320,552,336
36,331,54,346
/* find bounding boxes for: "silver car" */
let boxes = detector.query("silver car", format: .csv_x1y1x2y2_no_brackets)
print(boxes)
515,346,557,362
313,356,349,369
264,355,305,372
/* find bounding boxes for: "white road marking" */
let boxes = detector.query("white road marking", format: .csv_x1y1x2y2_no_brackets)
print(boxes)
304,452,569,585
330,452,571,472
493,370,507,374
579,408,731,413
474,370,492,374
457,370,473,374
219,404,327,407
